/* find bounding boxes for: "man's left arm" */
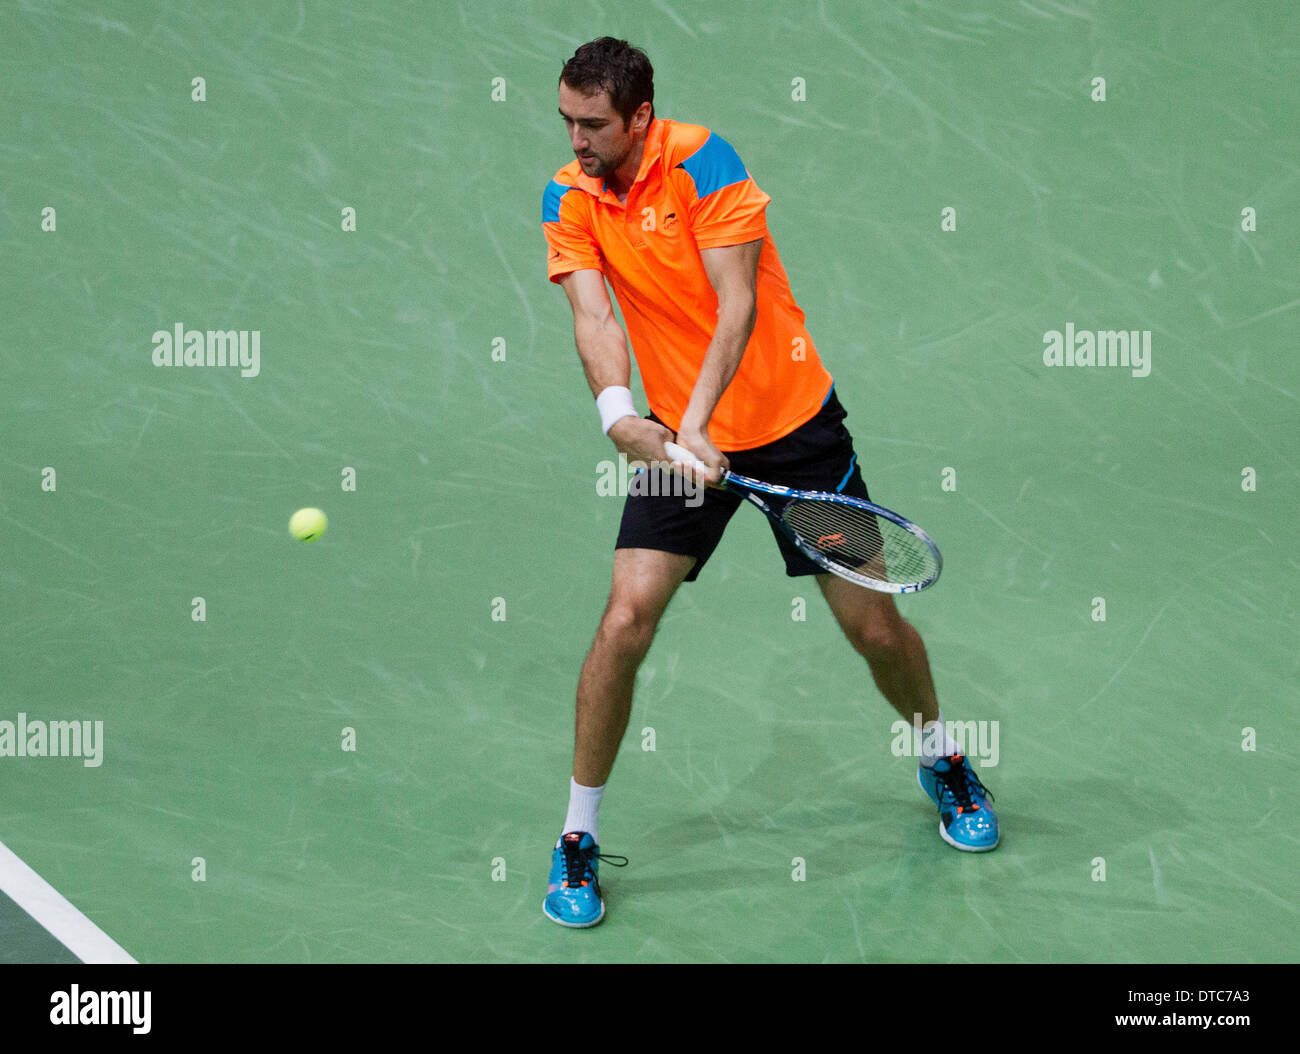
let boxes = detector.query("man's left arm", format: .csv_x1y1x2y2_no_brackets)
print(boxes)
675,237,763,484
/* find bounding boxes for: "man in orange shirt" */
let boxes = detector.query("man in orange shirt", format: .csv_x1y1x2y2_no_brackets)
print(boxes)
541,38,998,929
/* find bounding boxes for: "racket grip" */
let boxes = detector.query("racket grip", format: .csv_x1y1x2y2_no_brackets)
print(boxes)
663,441,708,473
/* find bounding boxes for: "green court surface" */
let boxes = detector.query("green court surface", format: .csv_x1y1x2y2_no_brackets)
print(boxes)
1,1,1296,963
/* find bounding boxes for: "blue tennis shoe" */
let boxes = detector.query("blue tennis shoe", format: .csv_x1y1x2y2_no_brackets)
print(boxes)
543,831,628,928
918,754,999,852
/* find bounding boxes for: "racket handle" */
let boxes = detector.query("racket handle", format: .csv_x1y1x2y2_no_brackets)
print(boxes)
663,441,709,473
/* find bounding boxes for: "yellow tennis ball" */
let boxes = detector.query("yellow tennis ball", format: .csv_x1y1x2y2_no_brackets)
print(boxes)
289,507,327,542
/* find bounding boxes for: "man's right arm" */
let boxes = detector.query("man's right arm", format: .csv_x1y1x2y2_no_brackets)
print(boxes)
559,269,674,464
560,268,631,397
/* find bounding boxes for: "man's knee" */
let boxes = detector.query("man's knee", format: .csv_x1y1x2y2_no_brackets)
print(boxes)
597,597,661,658
844,608,909,663
596,550,690,660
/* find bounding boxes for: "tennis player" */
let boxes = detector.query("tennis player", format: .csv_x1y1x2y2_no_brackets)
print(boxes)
541,37,999,928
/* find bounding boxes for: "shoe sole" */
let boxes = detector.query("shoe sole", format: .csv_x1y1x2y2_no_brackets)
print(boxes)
920,768,999,852
542,898,606,928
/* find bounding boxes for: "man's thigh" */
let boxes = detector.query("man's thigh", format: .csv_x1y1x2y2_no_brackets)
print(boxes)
607,547,697,619
815,571,904,640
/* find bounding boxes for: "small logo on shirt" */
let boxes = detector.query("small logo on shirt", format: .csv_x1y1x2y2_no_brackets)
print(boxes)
663,211,678,231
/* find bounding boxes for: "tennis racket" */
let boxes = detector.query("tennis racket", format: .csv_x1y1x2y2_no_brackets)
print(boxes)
664,441,942,594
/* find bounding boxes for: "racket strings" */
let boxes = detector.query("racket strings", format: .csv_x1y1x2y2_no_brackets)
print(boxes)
781,499,938,586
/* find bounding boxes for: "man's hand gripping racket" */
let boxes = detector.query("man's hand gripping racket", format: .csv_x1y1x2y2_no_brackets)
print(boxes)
663,441,942,594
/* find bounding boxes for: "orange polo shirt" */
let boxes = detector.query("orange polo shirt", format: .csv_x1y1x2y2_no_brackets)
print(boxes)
542,117,833,451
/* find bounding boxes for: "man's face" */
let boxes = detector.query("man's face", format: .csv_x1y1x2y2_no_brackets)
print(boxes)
558,82,638,179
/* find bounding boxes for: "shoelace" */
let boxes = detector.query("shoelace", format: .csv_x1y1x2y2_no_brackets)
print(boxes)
562,842,629,888
935,754,995,814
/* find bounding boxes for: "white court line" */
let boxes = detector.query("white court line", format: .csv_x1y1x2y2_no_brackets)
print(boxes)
0,839,136,964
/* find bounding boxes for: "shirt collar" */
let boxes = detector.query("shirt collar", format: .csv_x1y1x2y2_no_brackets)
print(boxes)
574,116,665,203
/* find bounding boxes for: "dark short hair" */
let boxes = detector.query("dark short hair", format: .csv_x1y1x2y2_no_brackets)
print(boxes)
559,37,655,128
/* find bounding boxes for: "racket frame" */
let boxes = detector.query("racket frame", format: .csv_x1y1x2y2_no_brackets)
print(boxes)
719,469,943,594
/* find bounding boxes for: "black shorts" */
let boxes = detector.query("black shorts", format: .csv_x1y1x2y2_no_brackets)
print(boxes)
615,389,871,582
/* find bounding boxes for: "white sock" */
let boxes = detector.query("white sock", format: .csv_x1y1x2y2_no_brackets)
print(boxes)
560,778,605,847
917,711,962,767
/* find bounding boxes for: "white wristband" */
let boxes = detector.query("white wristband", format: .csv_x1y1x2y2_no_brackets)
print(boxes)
596,385,638,435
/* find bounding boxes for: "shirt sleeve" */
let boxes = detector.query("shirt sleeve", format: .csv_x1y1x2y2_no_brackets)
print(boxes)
676,132,771,250
542,179,603,282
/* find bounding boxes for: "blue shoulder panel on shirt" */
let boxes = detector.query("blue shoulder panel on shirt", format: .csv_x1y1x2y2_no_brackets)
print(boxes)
677,133,748,198
542,179,574,223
